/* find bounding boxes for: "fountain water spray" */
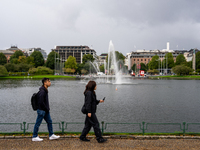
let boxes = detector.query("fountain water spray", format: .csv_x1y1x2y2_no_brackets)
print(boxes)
107,41,123,84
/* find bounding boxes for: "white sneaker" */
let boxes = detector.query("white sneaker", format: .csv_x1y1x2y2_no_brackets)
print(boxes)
32,136,43,142
49,134,60,140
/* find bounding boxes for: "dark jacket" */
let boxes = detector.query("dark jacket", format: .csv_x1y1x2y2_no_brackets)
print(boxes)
37,86,50,112
84,91,100,113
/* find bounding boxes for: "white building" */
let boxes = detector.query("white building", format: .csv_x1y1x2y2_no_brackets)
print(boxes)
21,48,47,60
125,53,131,70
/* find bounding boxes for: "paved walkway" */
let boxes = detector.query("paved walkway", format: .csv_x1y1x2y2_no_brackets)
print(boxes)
1,137,200,150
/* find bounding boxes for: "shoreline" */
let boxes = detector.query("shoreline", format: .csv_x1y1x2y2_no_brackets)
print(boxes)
0,75,77,79
149,75,200,79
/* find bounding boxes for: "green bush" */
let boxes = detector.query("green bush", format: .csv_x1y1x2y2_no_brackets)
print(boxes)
189,72,198,75
4,63,33,72
28,66,53,75
0,65,8,76
172,65,193,75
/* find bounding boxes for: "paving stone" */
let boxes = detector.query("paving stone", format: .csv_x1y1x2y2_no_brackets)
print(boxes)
15,136,23,139
64,135,72,138
5,136,15,139
23,136,32,138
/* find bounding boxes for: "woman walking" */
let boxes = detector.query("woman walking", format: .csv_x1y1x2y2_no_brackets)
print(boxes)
80,81,107,143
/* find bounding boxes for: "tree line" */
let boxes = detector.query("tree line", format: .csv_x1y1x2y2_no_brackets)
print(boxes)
0,50,125,76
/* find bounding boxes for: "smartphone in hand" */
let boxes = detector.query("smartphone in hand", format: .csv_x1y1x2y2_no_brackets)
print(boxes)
103,97,106,101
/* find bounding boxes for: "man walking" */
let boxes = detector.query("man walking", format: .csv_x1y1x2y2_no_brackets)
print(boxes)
32,78,60,141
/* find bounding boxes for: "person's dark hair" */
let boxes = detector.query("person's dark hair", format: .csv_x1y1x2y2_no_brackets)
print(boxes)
84,81,96,94
42,78,50,86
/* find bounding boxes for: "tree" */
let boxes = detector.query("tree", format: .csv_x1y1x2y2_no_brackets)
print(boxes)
25,56,35,66
140,63,147,72
115,51,125,63
185,61,192,68
148,55,159,70
18,56,26,63
10,50,24,63
45,51,60,69
76,63,83,75
4,63,15,72
18,63,33,72
106,51,125,63
172,65,193,75
12,58,19,64
82,54,95,64
131,64,136,71
162,53,175,68
65,56,77,70
81,69,88,74
0,65,8,76
0,53,7,65
63,68,75,74
30,51,44,67
99,64,104,72
175,54,186,65
196,51,200,70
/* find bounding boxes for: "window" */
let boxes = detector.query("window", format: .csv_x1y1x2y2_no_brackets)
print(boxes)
134,59,135,61
145,59,146,61
137,59,139,61
141,59,143,61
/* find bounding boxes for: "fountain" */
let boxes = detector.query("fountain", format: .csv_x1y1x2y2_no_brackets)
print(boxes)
107,40,123,84
81,40,131,84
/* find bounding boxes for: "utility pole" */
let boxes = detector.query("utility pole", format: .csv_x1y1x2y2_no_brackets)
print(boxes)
193,49,196,72
161,53,162,75
166,53,168,74
54,52,56,75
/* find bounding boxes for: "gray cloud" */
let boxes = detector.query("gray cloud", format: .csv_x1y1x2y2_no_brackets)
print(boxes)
0,0,200,55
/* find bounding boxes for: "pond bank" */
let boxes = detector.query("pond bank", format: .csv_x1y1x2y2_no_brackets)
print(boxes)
0,75,77,79
149,75,200,79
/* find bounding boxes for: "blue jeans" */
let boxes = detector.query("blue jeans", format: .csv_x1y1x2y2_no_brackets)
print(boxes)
33,109,53,138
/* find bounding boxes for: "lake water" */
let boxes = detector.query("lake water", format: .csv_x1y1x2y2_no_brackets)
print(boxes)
0,78,200,133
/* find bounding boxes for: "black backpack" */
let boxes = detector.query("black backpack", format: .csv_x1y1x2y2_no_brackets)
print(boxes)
31,92,39,111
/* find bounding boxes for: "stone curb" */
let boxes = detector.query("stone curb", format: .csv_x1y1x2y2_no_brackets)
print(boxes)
1,135,200,139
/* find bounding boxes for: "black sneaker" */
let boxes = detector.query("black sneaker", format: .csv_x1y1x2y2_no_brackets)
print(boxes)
80,137,90,142
97,138,107,143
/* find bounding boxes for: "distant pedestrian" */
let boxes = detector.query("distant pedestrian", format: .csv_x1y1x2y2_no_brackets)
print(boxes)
80,81,107,143
32,78,60,142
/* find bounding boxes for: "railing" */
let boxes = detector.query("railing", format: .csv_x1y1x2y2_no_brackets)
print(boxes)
1,122,200,135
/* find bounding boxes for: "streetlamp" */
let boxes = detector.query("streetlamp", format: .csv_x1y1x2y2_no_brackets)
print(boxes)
155,59,160,75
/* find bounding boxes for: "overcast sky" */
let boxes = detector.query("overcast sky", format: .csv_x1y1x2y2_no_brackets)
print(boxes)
1,0,200,55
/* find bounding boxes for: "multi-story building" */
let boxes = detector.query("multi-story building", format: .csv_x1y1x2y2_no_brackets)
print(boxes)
130,49,183,67
0,50,14,63
51,45,97,64
0,46,28,63
98,53,108,65
125,53,131,70
21,47,47,60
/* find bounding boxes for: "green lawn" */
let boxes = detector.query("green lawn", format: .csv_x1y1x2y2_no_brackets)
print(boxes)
0,75,76,79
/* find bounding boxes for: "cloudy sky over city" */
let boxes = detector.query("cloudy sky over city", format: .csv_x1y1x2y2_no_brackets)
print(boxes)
1,0,200,55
